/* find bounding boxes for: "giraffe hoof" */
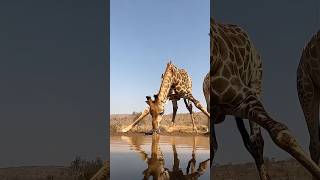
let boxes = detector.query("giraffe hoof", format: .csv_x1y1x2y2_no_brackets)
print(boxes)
167,125,175,132
145,129,160,135
170,122,175,127
167,128,173,133
144,131,153,135
121,126,131,133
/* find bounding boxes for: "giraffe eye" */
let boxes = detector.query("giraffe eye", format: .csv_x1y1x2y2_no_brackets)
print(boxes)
159,111,164,115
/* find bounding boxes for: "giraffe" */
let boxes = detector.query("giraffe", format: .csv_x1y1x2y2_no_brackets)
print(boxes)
210,18,320,179
121,91,200,134
297,30,320,180
121,134,210,179
121,62,210,134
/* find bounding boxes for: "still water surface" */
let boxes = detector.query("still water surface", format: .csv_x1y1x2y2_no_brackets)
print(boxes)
111,135,209,180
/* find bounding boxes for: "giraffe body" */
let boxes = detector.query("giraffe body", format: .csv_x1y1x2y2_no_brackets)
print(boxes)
210,18,320,179
121,62,210,134
297,30,320,180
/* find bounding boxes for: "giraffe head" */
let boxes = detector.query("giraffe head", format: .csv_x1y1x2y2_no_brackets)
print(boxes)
145,94,165,126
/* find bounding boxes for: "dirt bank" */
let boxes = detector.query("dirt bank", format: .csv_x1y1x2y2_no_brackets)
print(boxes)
110,112,209,136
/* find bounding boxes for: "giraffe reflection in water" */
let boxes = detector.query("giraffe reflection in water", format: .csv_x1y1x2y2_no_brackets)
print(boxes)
122,134,209,180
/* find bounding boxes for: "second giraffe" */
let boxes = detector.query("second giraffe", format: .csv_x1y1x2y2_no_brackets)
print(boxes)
210,18,320,180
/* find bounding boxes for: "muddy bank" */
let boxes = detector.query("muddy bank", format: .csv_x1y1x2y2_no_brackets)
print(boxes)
110,112,209,136
111,131,209,136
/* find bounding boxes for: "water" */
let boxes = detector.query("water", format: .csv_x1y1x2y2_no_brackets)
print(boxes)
110,135,210,180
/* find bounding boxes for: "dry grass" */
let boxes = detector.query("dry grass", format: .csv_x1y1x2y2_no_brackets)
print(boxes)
0,166,73,180
212,158,312,180
0,159,109,180
2,158,312,179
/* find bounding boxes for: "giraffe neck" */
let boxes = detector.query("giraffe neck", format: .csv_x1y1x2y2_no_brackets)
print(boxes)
157,65,176,105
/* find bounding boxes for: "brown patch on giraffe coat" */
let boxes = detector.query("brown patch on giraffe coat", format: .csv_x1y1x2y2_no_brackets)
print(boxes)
177,73,182,80
230,28,237,34
226,61,237,75
238,34,246,44
222,87,237,103
224,36,234,50
235,27,242,33
211,56,222,75
213,78,229,94
230,77,242,88
229,52,235,62
176,86,181,92
239,48,246,58
222,66,231,78
212,37,219,55
246,44,251,52
217,36,228,59
231,94,244,105
234,48,242,66
310,45,319,58
218,27,233,48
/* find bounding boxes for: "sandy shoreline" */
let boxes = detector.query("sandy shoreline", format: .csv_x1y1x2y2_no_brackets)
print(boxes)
110,128,210,136
110,112,210,136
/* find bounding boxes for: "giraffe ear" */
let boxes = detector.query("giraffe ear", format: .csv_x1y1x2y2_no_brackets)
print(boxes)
146,96,152,105
153,94,158,100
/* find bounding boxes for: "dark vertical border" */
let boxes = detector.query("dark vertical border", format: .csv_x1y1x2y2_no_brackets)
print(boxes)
210,0,214,179
210,0,214,18
105,0,110,161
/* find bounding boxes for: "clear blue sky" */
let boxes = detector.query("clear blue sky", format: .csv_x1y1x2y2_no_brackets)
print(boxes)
110,0,210,114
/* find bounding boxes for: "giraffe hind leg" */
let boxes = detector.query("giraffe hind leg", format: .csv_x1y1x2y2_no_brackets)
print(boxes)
184,98,198,133
235,92,320,179
167,99,178,133
210,121,218,167
186,94,210,117
236,117,270,180
297,66,320,171
171,99,178,126
210,109,218,167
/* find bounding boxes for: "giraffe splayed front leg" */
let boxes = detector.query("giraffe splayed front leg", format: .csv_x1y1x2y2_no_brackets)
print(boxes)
121,107,150,133
171,99,178,127
167,99,178,133
184,98,198,133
